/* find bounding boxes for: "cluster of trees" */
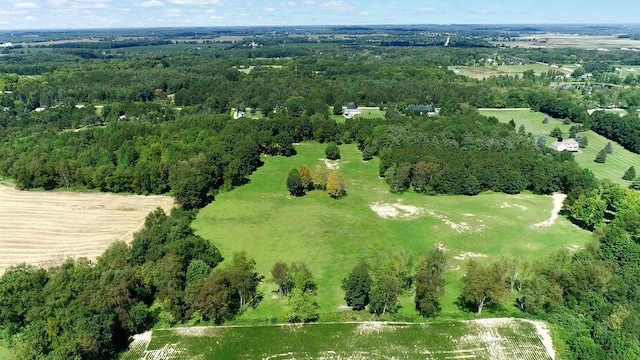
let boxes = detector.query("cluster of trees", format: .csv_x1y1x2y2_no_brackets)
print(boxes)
356,110,597,196
286,164,345,199
342,250,446,317
590,111,640,154
270,261,319,323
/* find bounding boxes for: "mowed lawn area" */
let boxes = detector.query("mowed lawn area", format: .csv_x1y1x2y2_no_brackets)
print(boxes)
480,109,640,186
192,142,592,320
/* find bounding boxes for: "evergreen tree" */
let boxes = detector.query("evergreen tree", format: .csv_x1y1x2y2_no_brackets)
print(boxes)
537,135,547,147
542,117,549,124
623,166,636,181
605,141,613,154
342,259,372,311
595,149,607,163
517,124,526,136
332,102,343,115
286,169,306,196
576,135,588,148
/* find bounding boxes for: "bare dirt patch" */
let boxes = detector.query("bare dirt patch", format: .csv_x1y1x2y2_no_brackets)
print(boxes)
531,193,567,228
369,202,423,219
0,184,173,274
453,252,488,261
319,158,339,170
426,210,486,233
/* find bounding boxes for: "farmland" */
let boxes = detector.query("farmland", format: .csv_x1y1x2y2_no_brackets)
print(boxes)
0,184,174,273
120,318,555,360
479,109,640,185
192,142,591,319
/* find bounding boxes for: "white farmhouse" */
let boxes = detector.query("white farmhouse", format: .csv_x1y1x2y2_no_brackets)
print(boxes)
551,138,579,152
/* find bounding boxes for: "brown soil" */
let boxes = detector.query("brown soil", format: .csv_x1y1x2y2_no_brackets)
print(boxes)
0,184,174,274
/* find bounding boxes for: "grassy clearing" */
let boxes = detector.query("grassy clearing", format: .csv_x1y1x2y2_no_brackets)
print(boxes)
331,106,385,123
0,344,12,358
449,64,564,79
480,109,640,186
121,319,553,359
192,142,591,319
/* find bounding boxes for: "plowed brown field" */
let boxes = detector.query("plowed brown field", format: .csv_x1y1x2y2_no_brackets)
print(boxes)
0,184,174,273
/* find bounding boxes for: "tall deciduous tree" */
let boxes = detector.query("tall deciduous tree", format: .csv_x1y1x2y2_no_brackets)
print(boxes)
286,288,318,323
414,248,447,317
271,261,293,298
342,258,372,311
369,261,402,315
312,165,328,190
459,259,508,315
226,252,263,309
298,165,313,190
326,171,345,199
550,127,563,141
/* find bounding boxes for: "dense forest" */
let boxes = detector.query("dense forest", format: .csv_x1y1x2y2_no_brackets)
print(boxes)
1,27,640,359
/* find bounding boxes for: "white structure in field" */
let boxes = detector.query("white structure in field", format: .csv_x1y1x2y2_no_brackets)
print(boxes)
551,138,579,152
343,108,361,118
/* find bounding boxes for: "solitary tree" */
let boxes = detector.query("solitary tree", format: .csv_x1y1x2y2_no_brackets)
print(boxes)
605,141,613,154
369,261,402,315
517,124,526,136
623,166,636,181
576,135,588,148
325,142,340,160
595,149,608,163
226,252,263,309
542,117,549,124
342,259,372,311
286,169,306,196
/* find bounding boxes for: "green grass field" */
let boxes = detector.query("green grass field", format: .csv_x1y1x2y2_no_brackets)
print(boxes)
121,319,553,359
331,107,385,123
479,109,640,186
192,142,592,320
449,64,565,79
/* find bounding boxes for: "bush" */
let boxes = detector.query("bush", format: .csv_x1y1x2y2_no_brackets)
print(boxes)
623,166,636,181
286,169,306,196
594,149,607,163
325,142,340,160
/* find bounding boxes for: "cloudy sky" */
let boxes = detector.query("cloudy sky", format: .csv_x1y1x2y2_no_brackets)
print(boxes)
0,0,637,30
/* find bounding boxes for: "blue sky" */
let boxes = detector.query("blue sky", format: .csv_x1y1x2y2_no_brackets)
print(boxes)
0,0,638,30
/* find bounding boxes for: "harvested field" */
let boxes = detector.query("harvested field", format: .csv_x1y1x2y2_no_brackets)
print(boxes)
0,184,174,274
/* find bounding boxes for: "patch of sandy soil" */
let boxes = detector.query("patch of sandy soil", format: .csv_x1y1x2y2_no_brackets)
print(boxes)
499,202,528,210
0,184,174,274
426,210,486,233
521,319,556,360
318,158,340,170
370,202,423,219
453,252,487,261
531,193,567,228
172,326,218,337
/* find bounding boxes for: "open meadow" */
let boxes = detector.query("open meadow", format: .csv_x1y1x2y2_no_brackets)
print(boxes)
448,63,567,79
192,142,592,320
0,184,173,273
479,109,640,186
121,318,555,360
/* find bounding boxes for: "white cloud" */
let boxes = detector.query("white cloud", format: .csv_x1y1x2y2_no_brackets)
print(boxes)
317,1,353,11
14,2,37,9
419,7,440,13
25,15,37,21
359,10,368,15
287,1,297,5
265,7,276,12
169,0,220,4
141,0,164,6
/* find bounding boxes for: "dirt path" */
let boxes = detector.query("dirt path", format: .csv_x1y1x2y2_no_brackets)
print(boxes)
532,193,567,228
0,184,173,274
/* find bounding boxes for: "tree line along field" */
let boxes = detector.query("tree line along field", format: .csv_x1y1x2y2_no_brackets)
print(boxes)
120,318,554,359
448,63,567,80
191,142,591,320
479,109,640,186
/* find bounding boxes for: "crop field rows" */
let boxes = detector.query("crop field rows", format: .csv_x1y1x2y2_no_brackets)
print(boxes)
120,318,554,359
0,184,174,273
479,109,640,185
